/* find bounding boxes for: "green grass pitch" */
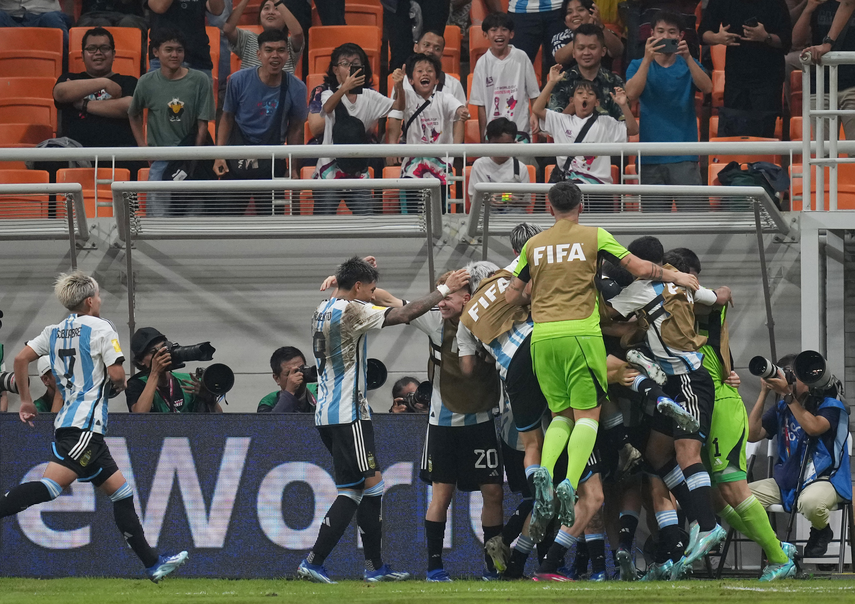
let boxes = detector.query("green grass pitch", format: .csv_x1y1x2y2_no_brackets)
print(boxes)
1,578,854,604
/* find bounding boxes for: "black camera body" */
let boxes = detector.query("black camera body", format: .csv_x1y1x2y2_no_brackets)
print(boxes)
300,365,319,383
164,340,215,370
401,381,432,412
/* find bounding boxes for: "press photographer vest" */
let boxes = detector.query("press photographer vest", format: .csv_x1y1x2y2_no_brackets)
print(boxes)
460,269,530,344
636,264,708,353
524,221,600,324
428,317,500,414
132,372,195,413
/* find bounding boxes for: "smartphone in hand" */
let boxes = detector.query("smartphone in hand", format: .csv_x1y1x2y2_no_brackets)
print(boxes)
349,65,364,95
659,38,679,53
744,16,759,27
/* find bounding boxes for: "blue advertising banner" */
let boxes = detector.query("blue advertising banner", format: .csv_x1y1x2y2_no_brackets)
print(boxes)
0,414,522,579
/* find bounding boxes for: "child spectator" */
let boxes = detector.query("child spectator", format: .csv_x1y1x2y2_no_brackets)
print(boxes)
224,0,304,74
147,0,224,76
470,12,541,143
467,118,532,213
534,64,637,185
386,53,468,213
128,28,215,216
552,0,623,69
625,11,712,201
313,43,397,215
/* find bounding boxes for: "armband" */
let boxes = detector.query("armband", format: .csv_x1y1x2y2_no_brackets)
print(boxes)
436,283,451,297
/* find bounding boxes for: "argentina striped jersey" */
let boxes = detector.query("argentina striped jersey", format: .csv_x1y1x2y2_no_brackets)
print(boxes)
509,0,563,13
27,314,124,435
312,298,390,426
457,318,533,380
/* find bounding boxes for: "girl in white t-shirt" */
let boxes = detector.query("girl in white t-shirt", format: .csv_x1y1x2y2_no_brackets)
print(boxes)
313,43,397,214
386,54,468,213
533,64,638,185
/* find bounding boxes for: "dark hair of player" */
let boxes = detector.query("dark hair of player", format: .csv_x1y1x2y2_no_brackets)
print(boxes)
548,181,583,212
628,236,664,264
335,256,379,290
270,346,306,376
664,247,702,274
509,222,542,255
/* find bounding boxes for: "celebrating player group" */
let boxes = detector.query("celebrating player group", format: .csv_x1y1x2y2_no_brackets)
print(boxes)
299,180,798,584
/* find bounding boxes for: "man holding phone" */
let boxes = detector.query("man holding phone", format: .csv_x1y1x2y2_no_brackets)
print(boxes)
625,12,712,204
699,0,792,117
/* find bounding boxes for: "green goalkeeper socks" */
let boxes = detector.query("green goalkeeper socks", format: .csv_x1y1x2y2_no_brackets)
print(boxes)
720,504,753,539
541,416,573,478
565,417,599,489
736,495,789,564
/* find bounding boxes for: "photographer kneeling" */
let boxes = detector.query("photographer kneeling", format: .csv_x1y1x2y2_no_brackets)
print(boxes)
257,346,317,413
126,327,223,413
747,353,852,557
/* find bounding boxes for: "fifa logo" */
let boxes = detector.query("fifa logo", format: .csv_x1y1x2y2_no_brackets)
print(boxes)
532,243,587,265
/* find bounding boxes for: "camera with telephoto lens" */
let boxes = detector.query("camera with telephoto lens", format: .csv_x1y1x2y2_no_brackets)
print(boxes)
749,356,794,384
401,381,432,413
163,340,216,370
300,365,318,383
192,363,235,412
793,350,836,394
0,371,20,394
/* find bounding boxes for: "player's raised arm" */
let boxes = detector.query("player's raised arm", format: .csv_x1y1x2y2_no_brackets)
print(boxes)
383,269,469,326
620,254,700,290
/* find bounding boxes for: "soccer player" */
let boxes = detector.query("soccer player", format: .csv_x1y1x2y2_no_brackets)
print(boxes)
298,257,469,583
504,181,699,541
608,237,730,578
7,271,188,582
665,248,796,581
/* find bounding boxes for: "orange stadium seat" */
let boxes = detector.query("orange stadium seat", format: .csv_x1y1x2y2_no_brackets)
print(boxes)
0,77,59,133
238,0,262,25
308,26,381,78
207,26,221,95
69,26,144,77
312,1,382,28
465,119,480,144
381,166,401,213
0,28,63,79
790,163,855,210
789,69,803,115
443,25,462,75
137,167,149,215
469,25,491,68
712,70,724,108
470,0,509,24
57,167,130,218
0,169,52,219
710,44,726,71
0,123,53,147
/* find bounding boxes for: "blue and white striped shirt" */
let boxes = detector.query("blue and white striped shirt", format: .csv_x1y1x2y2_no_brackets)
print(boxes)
312,298,390,426
509,0,563,14
28,314,124,435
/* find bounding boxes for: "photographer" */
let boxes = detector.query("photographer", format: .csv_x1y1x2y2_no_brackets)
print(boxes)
747,354,852,557
389,377,426,414
126,327,223,414
258,346,316,413
33,356,60,413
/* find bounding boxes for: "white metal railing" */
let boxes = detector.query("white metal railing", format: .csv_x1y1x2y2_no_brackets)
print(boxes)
111,178,443,338
801,51,855,210
0,183,89,269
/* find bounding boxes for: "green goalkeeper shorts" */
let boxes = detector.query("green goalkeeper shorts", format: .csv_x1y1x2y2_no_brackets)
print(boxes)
531,335,607,413
702,383,748,483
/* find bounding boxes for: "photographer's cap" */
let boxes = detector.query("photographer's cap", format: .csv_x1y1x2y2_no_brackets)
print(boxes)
130,327,166,361
37,356,52,377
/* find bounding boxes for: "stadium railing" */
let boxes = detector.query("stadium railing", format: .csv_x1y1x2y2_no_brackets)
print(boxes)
0,182,88,269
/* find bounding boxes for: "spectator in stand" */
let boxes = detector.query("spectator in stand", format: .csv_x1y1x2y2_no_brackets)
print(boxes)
699,0,791,119
257,346,317,413
0,0,71,47
225,0,304,74
535,65,636,184
552,0,623,69
147,0,224,76
385,0,455,71
467,118,533,213
548,23,626,121
213,30,307,214
54,27,142,177
77,0,147,32
804,0,855,62
794,0,855,141
470,12,541,143
313,43,397,214
507,0,565,73
407,29,468,105
626,12,711,204
128,28,215,216
386,53,468,213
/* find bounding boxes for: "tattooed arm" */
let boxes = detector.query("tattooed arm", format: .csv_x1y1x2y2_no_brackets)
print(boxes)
383,269,470,326
620,254,699,290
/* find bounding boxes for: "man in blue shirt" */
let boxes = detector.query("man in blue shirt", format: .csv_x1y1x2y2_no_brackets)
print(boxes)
625,11,712,210
214,29,307,214
747,354,852,557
